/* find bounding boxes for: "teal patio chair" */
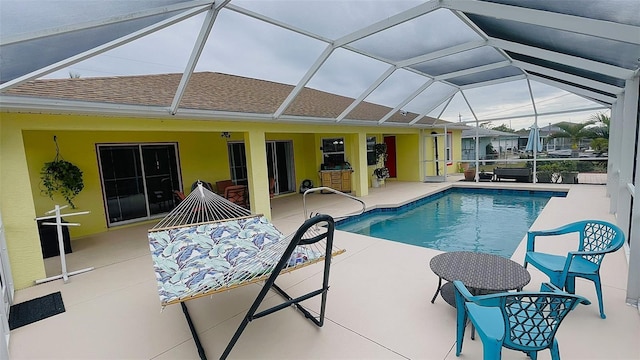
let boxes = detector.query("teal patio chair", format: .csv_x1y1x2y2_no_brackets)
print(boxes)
453,281,590,360
523,220,625,319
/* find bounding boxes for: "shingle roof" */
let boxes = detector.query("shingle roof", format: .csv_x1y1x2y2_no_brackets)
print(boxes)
6,72,449,125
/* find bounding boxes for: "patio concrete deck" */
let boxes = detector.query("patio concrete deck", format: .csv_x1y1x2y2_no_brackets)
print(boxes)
8,180,639,359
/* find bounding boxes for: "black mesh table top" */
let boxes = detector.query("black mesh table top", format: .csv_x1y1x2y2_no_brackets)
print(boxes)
430,251,531,292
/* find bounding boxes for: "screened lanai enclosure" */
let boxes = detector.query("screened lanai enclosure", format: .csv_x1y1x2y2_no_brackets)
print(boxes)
1,1,639,354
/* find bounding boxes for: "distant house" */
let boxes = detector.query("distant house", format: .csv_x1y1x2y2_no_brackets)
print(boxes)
461,127,519,160
516,124,570,153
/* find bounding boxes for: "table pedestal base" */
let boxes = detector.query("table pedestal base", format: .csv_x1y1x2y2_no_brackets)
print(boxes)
440,281,456,307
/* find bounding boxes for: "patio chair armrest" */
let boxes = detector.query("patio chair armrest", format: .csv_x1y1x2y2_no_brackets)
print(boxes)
453,282,506,307
571,249,607,257
558,251,596,286
526,223,580,252
453,280,476,302
539,282,564,293
453,281,502,307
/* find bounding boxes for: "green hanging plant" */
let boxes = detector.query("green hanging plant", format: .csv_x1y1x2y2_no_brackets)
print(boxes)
40,136,84,208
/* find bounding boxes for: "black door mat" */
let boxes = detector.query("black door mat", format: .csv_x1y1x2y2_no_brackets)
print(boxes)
9,291,65,330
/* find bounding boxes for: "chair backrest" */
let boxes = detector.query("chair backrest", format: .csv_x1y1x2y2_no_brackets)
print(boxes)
499,292,583,351
216,179,235,194
225,185,248,207
577,220,625,266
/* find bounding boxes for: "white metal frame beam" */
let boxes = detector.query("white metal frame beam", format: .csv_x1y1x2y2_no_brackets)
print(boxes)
459,74,525,90
273,45,334,119
336,66,396,122
441,0,640,45
333,0,440,48
513,60,624,96
608,97,624,210
528,74,617,104
170,1,227,115
474,106,607,124
409,89,458,125
396,40,487,68
378,79,434,124
0,0,215,46
435,60,511,81
224,3,332,44
623,76,640,307
489,38,635,80
0,5,210,90
273,0,442,119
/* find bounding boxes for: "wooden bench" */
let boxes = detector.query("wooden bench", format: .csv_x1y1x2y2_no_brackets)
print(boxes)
493,167,532,182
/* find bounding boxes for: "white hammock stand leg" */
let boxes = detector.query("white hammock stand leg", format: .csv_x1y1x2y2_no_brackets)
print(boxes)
35,205,93,284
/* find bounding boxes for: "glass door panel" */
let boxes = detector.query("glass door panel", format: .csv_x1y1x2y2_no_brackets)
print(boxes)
100,146,146,224
142,145,180,215
99,143,180,226
265,141,295,194
228,142,247,185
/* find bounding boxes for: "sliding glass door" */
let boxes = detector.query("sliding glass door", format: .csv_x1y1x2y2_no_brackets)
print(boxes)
98,143,181,226
266,141,295,195
227,141,296,195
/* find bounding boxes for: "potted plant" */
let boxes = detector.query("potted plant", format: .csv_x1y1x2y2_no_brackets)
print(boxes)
464,163,475,181
373,167,390,180
372,143,389,186
41,159,84,208
536,163,554,183
558,160,578,184
40,138,84,208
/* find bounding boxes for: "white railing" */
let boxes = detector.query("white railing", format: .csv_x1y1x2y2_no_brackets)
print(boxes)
302,187,366,221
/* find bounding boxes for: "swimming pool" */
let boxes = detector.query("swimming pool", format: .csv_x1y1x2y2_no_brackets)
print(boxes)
336,188,567,258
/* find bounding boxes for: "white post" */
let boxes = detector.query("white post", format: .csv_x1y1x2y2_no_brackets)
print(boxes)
34,206,92,284
54,205,68,283
624,75,640,307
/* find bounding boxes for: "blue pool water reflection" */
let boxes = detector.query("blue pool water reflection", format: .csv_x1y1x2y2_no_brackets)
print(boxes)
336,188,567,258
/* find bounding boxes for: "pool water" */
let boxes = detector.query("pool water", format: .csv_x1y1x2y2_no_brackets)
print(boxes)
336,188,566,258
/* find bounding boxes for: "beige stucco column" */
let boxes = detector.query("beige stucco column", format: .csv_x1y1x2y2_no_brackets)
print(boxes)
243,130,271,219
0,120,46,289
351,132,369,197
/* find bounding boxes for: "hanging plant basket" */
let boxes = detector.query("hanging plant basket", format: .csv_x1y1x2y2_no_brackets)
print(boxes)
40,136,84,208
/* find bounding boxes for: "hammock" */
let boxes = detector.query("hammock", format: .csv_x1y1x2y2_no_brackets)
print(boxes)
148,182,344,359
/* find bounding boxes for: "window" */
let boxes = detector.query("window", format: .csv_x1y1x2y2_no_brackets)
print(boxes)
445,132,452,165
366,136,376,165
322,138,345,168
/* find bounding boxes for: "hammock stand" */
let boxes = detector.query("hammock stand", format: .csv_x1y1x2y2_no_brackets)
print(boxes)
148,183,343,360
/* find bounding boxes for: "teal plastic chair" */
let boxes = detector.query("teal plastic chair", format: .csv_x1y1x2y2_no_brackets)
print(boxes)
453,281,590,360
524,220,624,319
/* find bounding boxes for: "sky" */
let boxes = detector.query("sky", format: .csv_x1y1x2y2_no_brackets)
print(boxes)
4,0,610,130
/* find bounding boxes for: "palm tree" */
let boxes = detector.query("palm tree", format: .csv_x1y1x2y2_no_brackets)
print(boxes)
584,112,610,154
552,121,594,150
585,112,610,139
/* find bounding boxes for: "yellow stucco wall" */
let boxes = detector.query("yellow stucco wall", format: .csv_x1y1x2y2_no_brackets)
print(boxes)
2,112,461,289
0,120,46,287
395,134,421,181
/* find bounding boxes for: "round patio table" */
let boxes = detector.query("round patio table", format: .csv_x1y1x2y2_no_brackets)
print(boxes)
429,251,531,306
